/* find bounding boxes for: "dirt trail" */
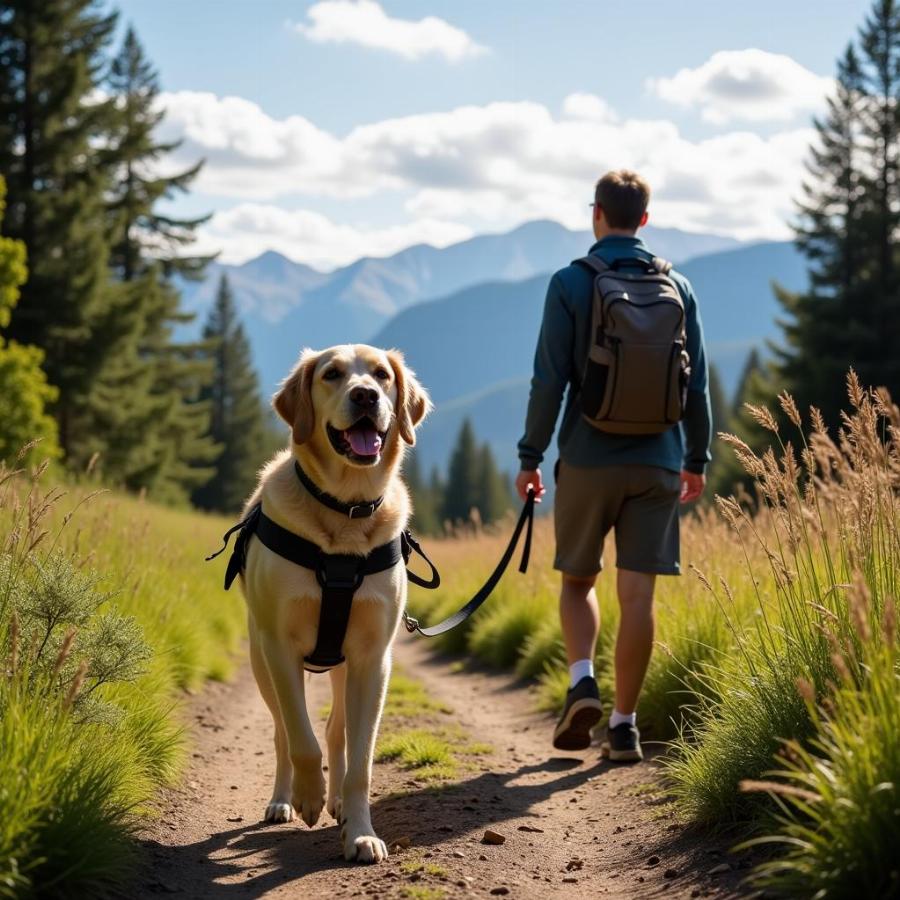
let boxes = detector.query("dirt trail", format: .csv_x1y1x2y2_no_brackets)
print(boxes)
135,635,750,899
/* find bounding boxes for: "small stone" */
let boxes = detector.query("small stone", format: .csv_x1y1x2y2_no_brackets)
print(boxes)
452,850,465,858
479,854,488,861
389,835,412,850
647,855,660,866
709,863,731,875
562,876,578,883
518,825,544,833
226,816,243,823
664,868,679,879
490,889,510,896
482,829,506,845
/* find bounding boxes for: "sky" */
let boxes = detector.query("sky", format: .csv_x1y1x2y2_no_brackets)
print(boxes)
112,0,873,269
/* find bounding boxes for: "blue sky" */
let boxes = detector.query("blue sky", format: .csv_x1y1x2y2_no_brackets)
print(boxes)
112,0,873,268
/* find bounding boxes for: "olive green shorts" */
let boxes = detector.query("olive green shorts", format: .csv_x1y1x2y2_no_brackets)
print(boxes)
553,461,681,578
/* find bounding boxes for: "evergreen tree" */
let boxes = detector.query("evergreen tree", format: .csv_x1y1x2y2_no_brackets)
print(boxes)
429,466,446,530
0,0,124,454
731,348,763,419
0,178,58,463
476,443,512,525
771,3,900,427
441,419,480,524
88,26,218,500
103,26,211,281
192,276,266,512
404,450,440,535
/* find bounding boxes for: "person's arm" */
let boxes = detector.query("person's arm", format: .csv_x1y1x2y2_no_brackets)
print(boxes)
516,274,574,499
680,283,712,501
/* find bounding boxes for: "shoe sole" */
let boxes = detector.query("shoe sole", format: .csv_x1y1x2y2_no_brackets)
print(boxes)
600,740,643,763
552,698,603,751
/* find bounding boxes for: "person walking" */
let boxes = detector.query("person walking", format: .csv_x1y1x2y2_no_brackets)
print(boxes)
516,170,711,761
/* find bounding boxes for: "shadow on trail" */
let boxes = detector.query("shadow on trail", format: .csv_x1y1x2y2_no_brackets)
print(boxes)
136,754,611,897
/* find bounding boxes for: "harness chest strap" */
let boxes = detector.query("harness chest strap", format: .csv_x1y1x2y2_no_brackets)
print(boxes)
205,504,440,672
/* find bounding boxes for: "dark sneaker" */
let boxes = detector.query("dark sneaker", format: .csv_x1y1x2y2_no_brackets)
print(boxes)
552,676,603,750
600,722,643,762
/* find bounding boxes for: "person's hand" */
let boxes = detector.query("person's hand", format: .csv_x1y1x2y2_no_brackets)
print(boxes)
680,470,706,504
516,468,545,503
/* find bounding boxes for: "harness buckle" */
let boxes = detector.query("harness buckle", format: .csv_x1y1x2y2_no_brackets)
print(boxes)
347,503,370,519
403,613,419,634
316,553,365,591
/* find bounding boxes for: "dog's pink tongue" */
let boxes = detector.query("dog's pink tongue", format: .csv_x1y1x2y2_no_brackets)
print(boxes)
345,425,381,457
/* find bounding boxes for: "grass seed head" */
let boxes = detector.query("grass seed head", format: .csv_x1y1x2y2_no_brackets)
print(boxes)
778,392,802,428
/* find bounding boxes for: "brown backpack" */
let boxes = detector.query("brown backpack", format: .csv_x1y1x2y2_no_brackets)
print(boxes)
576,255,691,435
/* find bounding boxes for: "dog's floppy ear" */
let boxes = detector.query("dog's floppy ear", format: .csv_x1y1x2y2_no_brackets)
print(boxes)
273,350,319,446
387,349,432,446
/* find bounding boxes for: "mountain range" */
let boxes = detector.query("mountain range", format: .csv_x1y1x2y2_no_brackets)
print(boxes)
178,220,807,473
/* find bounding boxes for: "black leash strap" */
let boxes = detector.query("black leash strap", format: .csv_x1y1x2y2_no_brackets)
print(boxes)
402,489,536,637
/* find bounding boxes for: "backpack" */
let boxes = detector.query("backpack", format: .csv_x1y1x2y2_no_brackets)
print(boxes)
575,254,691,435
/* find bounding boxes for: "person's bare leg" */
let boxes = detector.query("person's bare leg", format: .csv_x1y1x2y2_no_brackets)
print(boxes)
559,573,599,665
613,568,656,714
553,573,603,750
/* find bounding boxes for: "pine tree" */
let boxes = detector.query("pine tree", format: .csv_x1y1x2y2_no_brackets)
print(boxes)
704,363,734,498
103,26,212,281
404,450,440,534
192,276,266,512
89,26,218,500
441,419,480,524
0,0,124,454
770,10,900,429
476,443,512,525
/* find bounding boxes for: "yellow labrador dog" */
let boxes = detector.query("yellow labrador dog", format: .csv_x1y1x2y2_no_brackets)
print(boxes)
240,344,430,863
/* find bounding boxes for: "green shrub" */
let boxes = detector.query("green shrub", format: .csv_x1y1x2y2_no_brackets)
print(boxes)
742,643,900,898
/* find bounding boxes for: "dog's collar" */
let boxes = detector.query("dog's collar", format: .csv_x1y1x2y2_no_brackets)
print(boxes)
293,460,384,519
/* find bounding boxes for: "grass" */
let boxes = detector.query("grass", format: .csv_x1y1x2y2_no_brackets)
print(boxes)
0,459,246,897
375,667,492,782
405,373,900,893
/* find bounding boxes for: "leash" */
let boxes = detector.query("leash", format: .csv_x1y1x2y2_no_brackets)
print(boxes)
402,488,535,637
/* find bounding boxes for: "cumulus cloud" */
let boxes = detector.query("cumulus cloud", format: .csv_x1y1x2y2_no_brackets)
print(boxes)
648,48,833,124
289,0,487,62
192,204,473,268
155,88,815,264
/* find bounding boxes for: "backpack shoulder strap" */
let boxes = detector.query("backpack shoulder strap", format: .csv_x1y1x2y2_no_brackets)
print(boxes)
651,256,673,275
572,255,610,275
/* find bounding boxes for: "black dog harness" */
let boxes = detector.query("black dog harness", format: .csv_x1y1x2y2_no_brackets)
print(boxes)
207,461,535,673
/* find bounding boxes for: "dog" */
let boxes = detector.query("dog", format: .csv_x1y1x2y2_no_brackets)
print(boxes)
239,343,431,863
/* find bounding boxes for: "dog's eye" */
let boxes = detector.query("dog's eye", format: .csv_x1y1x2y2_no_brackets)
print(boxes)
322,368,342,381
374,367,390,381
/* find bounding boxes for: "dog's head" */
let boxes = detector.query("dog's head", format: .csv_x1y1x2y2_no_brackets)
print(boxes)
273,345,431,476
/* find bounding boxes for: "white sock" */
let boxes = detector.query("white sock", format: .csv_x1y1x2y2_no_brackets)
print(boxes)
609,709,636,729
568,659,594,688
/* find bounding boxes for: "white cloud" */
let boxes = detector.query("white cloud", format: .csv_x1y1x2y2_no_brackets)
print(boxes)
193,204,473,268
648,48,833,124
156,88,815,262
290,0,487,63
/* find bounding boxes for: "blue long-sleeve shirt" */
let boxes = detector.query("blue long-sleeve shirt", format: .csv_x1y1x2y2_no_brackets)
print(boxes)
517,235,712,475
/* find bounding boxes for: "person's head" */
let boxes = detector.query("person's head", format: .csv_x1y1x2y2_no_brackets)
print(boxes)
591,170,650,240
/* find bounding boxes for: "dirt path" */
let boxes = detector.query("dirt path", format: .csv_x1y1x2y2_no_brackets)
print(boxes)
135,636,751,899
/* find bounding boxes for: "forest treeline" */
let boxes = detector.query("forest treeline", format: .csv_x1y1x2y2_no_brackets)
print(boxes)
0,0,270,510
3,0,900,515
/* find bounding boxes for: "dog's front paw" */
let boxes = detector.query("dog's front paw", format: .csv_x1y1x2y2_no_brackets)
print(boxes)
342,824,388,863
291,763,326,828
327,793,343,823
264,800,294,823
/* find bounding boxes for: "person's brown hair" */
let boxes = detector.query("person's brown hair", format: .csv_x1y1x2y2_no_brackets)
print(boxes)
594,170,650,231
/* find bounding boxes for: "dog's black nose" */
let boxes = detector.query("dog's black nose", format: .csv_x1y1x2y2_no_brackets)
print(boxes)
350,386,379,410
